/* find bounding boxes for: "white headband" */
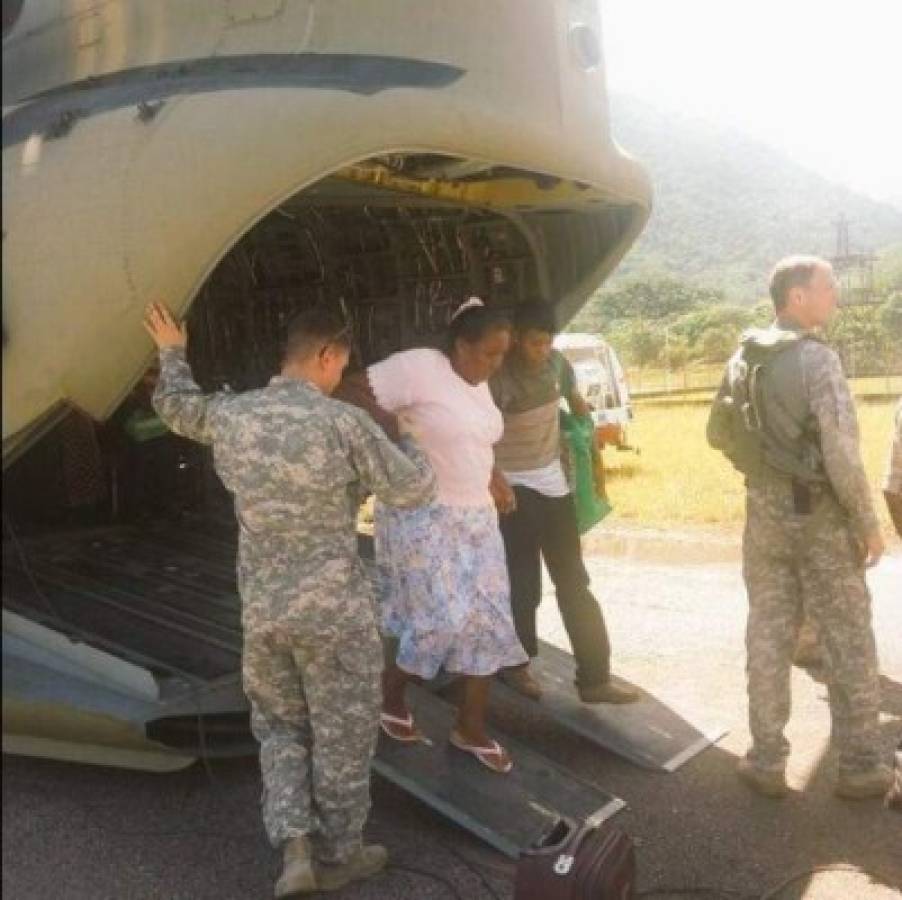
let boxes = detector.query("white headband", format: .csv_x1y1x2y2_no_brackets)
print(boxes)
450,296,485,322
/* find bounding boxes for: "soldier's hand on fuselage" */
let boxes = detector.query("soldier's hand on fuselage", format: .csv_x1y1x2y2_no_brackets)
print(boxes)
143,302,187,350
863,529,885,568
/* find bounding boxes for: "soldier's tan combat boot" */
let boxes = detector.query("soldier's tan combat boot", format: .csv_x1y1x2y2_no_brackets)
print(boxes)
885,752,902,811
835,764,894,800
314,844,388,892
736,758,789,798
274,835,316,898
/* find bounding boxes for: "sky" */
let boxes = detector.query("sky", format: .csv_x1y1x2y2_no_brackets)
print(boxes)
600,0,902,209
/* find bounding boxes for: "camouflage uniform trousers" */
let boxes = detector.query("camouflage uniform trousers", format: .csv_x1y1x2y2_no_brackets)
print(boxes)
742,478,881,776
242,615,383,861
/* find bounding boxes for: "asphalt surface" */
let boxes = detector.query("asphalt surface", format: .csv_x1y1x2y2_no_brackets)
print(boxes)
3,531,901,900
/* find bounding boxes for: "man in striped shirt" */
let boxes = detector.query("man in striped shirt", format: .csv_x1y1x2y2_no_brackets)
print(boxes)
489,304,638,705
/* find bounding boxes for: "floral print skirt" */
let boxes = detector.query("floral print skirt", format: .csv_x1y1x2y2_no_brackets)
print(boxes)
374,501,528,679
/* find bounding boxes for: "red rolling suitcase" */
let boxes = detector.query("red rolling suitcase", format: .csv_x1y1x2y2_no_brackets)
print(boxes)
514,818,636,900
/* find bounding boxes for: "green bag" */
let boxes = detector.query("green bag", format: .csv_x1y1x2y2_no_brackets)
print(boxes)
560,411,612,534
123,409,169,443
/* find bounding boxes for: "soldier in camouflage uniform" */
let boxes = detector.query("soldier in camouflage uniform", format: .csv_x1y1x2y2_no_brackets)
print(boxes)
707,257,892,800
883,399,902,538
143,302,435,896
884,399,902,811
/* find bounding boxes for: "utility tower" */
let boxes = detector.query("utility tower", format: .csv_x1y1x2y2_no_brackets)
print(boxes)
829,214,878,306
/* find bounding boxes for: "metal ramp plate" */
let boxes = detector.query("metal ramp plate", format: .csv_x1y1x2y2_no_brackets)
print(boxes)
373,684,625,858
493,640,727,773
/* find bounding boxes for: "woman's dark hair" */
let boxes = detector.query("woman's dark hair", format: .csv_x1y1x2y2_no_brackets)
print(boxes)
446,303,511,353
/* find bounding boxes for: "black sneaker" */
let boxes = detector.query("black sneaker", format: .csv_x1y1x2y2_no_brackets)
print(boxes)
498,664,543,700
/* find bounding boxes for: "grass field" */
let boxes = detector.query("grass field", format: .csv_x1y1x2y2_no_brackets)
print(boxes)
603,397,898,539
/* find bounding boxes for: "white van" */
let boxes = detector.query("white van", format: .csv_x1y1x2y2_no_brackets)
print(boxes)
554,332,634,449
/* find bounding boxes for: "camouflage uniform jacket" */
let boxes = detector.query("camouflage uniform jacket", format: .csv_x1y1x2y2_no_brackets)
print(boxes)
153,348,436,634
885,399,902,495
884,399,902,539
751,320,879,539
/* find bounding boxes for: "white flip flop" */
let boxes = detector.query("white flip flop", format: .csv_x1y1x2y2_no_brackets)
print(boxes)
449,730,513,774
379,711,433,746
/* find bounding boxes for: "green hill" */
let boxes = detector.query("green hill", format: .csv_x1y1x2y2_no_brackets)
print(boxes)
607,95,902,301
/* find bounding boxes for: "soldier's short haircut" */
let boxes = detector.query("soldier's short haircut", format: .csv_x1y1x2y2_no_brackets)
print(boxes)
768,256,827,311
282,306,352,362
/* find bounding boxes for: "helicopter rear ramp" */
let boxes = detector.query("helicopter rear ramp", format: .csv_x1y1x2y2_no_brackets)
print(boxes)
2,517,625,855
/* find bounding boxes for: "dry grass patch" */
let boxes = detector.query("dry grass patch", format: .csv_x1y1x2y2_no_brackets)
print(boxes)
603,398,898,538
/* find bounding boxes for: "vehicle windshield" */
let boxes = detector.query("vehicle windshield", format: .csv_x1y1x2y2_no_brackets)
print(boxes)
561,347,598,364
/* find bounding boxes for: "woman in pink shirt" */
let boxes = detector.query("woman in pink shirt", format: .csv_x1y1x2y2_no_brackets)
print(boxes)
351,299,526,774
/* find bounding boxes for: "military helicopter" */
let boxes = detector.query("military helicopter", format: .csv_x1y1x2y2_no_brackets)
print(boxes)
2,0,651,800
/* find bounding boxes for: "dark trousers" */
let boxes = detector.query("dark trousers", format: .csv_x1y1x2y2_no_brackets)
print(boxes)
499,486,611,687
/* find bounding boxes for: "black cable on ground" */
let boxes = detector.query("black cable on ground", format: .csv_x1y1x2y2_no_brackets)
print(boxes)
637,887,751,899
444,845,507,900
758,863,884,900
388,863,466,900
637,862,898,900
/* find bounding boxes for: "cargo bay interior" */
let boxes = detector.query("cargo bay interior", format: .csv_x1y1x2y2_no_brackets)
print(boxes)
3,154,638,746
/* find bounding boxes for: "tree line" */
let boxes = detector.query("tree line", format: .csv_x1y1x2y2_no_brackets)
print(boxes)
570,259,902,379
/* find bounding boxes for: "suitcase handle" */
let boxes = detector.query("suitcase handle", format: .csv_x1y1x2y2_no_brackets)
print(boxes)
530,817,577,854
524,817,599,861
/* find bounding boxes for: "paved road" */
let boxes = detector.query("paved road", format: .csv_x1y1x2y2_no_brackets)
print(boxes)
4,539,901,900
